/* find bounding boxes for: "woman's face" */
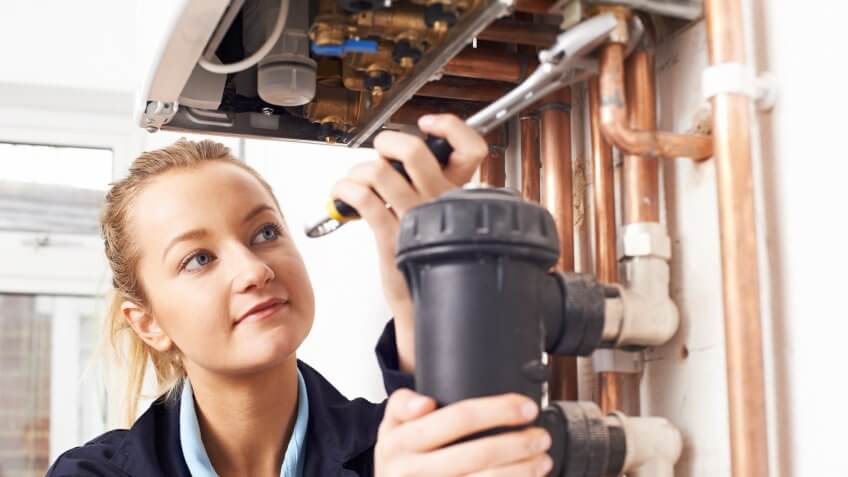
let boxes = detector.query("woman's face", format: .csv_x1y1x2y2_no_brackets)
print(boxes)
127,161,315,376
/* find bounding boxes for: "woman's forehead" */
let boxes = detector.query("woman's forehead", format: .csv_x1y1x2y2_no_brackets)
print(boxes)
130,162,279,234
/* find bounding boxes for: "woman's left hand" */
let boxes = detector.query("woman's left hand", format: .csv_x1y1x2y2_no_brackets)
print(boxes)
330,114,488,373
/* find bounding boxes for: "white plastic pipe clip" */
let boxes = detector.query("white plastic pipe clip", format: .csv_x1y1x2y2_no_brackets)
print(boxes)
702,63,777,111
592,349,643,374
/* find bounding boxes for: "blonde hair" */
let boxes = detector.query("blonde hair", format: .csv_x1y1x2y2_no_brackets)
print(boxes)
102,138,278,425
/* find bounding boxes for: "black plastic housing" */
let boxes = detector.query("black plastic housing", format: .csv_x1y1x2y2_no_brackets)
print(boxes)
396,188,560,405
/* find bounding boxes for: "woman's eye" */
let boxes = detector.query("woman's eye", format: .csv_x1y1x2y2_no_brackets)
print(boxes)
182,251,215,272
252,223,281,244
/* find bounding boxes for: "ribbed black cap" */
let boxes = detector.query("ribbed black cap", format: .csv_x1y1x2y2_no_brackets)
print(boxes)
396,188,560,265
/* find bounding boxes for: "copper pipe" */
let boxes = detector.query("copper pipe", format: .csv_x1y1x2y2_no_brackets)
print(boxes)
623,50,660,223
480,128,507,187
538,87,578,401
416,77,512,103
599,43,713,160
389,98,482,125
540,88,574,275
444,46,537,83
705,0,769,475
478,20,560,47
589,79,617,285
514,0,556,14
590,79,625,414
520,113,541,202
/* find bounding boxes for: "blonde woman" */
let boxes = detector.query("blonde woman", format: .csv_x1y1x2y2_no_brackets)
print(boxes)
46,115,553,477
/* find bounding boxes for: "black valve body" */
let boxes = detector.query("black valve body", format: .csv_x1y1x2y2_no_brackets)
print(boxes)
396,188,560,405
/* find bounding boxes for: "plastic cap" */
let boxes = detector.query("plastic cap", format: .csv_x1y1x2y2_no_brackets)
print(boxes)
396,188,560,264
258,61,317,107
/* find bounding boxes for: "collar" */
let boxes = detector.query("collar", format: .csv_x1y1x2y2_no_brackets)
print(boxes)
297,361,385,475
113,360,385,476
179,370,310,477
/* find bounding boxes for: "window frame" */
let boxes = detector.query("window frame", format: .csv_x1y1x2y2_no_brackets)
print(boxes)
0,94,141,296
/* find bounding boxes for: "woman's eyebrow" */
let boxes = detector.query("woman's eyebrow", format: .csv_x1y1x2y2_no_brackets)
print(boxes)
243,204,275,224
162,229,208,261
160,205,275,262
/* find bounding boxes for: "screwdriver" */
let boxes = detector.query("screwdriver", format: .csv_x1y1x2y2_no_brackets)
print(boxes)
303,13,621,238
304,135,455,238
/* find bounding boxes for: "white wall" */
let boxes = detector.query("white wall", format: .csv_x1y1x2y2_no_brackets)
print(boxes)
645,21,732,476
0,1,137,93
246,140,391,402
753,1,848,475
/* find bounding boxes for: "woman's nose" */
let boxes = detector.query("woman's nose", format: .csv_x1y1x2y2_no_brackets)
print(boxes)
232,248,276,293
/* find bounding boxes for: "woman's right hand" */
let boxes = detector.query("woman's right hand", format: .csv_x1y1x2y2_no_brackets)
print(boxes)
375,389,553,477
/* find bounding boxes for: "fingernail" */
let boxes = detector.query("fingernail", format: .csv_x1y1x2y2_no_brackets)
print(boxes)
538,456,553,475
533,432,552,452
521,401,539,420
418,115,435,128
408,395,430,413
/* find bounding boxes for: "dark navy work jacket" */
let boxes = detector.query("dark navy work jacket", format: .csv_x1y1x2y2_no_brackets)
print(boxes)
46,320,415,476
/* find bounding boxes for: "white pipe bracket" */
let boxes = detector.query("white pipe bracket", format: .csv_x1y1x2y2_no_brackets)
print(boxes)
702,62,778,111
592,348,643,374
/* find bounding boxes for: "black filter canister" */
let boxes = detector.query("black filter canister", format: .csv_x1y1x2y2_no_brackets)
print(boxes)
396,188,560,406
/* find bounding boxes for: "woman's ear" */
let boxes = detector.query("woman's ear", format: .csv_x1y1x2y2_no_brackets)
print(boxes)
122,301,174,353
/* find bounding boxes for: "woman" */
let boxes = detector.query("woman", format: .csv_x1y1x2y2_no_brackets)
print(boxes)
47,115,553,477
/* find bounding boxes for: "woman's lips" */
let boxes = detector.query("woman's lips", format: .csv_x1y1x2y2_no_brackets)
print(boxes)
237,298,288,325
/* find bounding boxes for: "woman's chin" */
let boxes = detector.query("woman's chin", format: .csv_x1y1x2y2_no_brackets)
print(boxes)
229,329,306,373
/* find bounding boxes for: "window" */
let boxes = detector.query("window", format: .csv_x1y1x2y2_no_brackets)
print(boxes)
0,143,113,191
0,295,103,477
0,142,112,476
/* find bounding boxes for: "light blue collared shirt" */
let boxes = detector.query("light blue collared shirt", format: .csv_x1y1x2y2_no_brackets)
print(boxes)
179,370,310,477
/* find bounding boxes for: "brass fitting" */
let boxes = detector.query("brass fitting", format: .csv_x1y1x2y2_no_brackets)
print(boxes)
354,4,430,42
303,86,364,131
342,42,403,93
309,18,349,47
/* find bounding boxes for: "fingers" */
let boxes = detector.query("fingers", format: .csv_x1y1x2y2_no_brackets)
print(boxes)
464,454,554,477
424,426,552,476
345,160,421,217
379,389,438,435
393,393,539,452
331,178,397,239
417,114,488,186
373,130,455,197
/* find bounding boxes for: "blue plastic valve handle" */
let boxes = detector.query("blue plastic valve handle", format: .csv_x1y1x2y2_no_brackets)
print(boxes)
311,39,379,57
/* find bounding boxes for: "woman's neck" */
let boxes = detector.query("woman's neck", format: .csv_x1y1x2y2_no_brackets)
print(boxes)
185,356,300,477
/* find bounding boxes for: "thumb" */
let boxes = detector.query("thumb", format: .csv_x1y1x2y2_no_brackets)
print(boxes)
380,389,437,433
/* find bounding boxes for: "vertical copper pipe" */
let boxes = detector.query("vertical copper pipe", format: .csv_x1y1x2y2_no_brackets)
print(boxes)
589,79,627,414
520,113,541,202
539,87,578,401
589,80,618,286
705,1,770,475
541,88,574,272
481,129,507,187
624,50,660,224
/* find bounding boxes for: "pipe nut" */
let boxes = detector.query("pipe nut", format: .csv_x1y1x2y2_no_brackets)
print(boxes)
620,222,671,260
